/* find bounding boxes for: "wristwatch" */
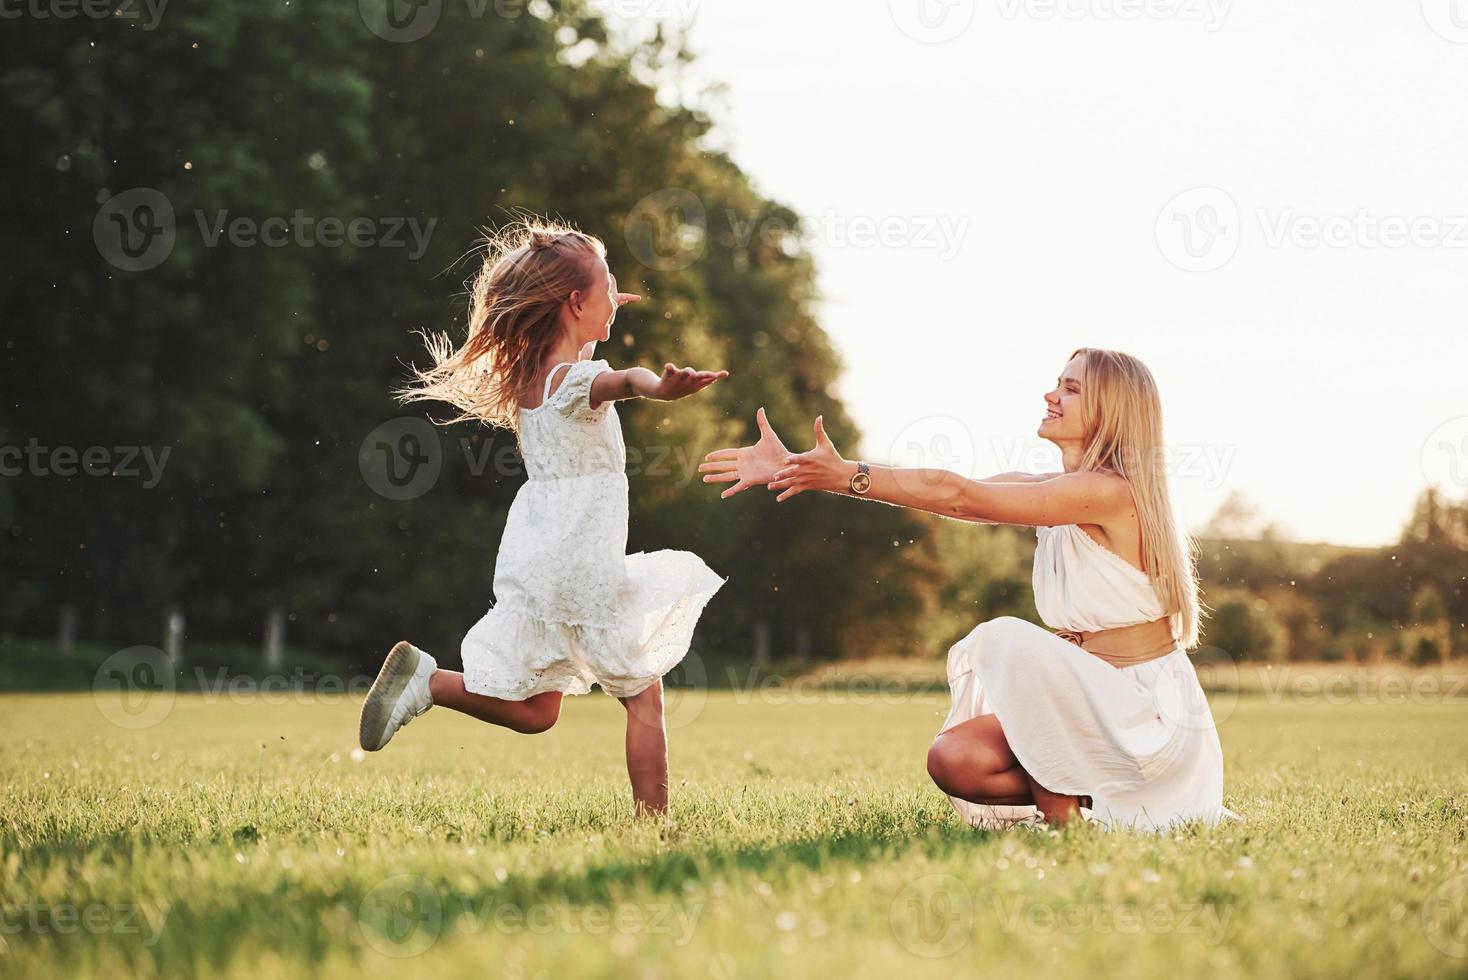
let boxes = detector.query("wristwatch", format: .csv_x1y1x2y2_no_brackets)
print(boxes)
849,461,872,495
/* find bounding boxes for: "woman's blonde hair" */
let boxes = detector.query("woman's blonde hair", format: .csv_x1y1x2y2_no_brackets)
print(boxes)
398,219,605,430
1068,347,1206,650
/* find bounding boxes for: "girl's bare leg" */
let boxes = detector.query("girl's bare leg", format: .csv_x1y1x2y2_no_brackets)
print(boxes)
427,669,562,734
619,679,669,816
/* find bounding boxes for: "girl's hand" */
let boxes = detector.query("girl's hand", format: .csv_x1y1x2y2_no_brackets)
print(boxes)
647,363,728,402
768,416,857,502
699,407,790,499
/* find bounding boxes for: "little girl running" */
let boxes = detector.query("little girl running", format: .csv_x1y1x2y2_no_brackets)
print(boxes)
358,219,727,816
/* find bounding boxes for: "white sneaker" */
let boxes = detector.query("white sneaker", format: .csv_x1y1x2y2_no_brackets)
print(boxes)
359,641,437,751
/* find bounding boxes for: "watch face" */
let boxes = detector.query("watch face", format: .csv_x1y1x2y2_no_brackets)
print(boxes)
851,472,872,494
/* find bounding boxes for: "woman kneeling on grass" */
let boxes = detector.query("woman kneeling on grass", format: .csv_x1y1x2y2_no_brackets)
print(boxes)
700,348,1237,831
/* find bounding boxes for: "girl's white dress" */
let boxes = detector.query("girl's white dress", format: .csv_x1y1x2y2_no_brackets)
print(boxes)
460,359,725,700
940,523,1237,831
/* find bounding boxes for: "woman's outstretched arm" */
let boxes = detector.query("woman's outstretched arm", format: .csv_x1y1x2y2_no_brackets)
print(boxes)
767,417,1130,528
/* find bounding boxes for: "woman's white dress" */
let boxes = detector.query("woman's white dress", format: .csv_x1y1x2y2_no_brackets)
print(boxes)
460,359,725,700
940,523,1236,831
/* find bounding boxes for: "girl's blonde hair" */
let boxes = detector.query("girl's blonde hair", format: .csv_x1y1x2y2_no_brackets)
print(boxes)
1068,347,1206,650
398,219,606,430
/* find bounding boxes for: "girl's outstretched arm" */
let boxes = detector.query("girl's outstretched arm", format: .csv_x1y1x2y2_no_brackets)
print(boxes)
767,417,1131,529
588,362,727,408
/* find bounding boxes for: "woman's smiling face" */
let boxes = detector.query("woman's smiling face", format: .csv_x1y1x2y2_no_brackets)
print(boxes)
1038,354,1087,443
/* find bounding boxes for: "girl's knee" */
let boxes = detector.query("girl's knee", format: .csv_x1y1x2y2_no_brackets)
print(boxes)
621,680,664,726
515,693,562,734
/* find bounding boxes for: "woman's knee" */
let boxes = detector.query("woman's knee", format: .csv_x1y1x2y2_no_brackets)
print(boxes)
927,736,961,792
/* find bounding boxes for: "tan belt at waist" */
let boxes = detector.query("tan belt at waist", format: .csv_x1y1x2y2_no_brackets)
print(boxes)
1054,616,1178,668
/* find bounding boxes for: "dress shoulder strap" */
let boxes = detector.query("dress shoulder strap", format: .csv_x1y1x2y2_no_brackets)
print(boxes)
542,362,575,401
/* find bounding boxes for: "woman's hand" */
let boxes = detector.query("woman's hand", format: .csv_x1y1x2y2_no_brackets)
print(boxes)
768,416,857,502
644,363,728,401
699,407,790,498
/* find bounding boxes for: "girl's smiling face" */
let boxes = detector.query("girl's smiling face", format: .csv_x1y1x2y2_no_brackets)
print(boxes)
1038,354,1088,443
569,254,619,342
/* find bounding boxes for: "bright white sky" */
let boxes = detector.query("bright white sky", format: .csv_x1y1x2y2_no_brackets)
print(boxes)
617,0,1468,545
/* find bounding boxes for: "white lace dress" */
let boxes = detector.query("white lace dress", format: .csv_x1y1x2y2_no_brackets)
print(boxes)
940,523,1237,831
460,358,725,700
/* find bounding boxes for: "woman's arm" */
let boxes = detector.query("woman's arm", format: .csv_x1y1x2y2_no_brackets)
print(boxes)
768,417,1130,528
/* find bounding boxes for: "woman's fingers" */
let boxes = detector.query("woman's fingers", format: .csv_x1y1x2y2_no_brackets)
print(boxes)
720,481,751,499
616,292,642,306
698,459,737,473
703,448,740,462
702,471,739,484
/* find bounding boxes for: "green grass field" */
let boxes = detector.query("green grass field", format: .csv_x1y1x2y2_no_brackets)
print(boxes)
2,687,1466,979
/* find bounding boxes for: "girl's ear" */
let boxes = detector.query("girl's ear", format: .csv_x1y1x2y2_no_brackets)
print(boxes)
566,289,583,321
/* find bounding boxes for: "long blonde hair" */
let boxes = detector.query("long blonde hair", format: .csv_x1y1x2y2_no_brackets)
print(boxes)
398,219,605,429
1068,348,1206,649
